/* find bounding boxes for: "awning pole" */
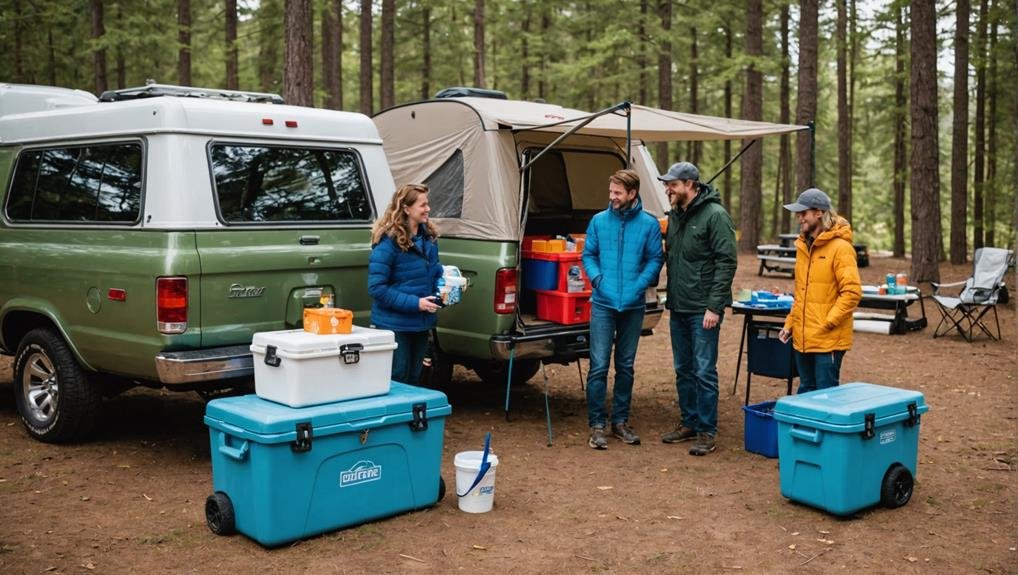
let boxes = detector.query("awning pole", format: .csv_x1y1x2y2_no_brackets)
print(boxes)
705,139,758,185
517,101,630,173
625,101,632,167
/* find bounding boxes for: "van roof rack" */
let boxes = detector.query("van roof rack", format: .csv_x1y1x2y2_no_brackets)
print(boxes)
434,87,507,100
98,83,285,104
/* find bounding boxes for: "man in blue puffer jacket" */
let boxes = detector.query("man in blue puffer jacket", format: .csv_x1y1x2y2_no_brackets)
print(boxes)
581,169,664,449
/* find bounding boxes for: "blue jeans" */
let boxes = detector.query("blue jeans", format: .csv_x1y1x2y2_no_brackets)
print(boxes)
794,350,846,394
392,331,430,385
586,304,645,428
670,311,722,435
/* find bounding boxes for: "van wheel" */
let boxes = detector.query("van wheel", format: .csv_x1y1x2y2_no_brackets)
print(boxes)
880,464,914,509
13,328,101,443
472,359,541,387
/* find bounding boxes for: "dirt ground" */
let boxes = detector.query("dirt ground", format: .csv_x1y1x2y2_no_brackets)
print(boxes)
0,253,1015,574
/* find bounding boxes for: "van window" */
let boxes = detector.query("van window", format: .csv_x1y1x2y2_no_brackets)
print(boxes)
5,143,143,223
210,144,372,223
423,149,464,218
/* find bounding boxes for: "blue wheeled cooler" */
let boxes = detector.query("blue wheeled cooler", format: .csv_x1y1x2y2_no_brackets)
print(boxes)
203,382,452,546
773,382,928,516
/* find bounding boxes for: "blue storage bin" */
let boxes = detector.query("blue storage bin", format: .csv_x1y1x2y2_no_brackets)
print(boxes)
203,382,451,546
743,400,778,458
523,258,558,291
747,323,796,379
774,383,928,516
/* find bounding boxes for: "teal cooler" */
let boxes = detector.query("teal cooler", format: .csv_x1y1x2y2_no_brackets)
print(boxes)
773,383,928,516
203,382,451,546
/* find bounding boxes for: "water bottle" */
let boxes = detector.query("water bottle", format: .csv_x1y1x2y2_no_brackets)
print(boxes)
566,265,585,293
885,273,896,294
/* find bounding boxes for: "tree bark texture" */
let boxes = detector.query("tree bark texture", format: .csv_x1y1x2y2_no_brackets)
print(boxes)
723,24,733,211
836,0,851,221
949,0,970,263
909,0,941,283
226,0,239,90
284,0,313,107
321,0,340,109
359,0,373,115
985,14,998,246
178,0,191,86
14,0,25,82
795,0,818,193
90,0,107,95
973,0,988,249
474,0,486,88
688,28,701,165
422,6,432,99
380,0,394,109
638,0,648,105
892,4,908,258
779,5,792,235
656,0,672,171
738,0,763,253
258,0,283,93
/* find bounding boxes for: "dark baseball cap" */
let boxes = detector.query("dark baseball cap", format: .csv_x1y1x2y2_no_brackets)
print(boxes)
784,188,832,212
657,161,700,182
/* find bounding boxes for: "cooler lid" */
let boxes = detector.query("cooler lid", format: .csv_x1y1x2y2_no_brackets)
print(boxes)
250,326,396,356
773,382,928,429
203,382,451,441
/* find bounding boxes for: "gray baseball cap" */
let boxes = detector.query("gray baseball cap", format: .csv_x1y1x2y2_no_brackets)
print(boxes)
784,188,832,212
657,161,700,182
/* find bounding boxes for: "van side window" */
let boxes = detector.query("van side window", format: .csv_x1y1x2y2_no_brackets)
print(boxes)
5,143,143,223
210,144,372,223
423,149,464,218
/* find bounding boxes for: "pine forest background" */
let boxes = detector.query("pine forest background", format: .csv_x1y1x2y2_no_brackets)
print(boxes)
1,0,1016,281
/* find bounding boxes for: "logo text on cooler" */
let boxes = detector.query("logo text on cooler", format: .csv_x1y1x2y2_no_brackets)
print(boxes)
340,460,382,488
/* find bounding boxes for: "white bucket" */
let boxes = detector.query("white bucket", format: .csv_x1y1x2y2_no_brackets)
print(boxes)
454,450,499,513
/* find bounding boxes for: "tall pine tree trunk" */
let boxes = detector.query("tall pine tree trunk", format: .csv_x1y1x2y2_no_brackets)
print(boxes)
422,7,432,99
910,0,942,283
950,0,970,263
474,0,486,88
14,0,25,82
359,0,373,115
892,4,908,258
322,0,341,109
656,0,672,171
90,0,107,95
778,5,792,235
258,0,283,93
115,5,125,88
985,14,998,246
178,0,191,86
973,0,988,249
226,0,239,90
380,0,394,109
738,0,763,253
638,0,648,105
538,10,548,100
284,0,313,107
795,0,818,193
836,0,851,221
723,24,733,210
688,29,700,165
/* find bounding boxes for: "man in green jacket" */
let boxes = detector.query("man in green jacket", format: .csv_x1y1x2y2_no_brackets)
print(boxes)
659,162,738,456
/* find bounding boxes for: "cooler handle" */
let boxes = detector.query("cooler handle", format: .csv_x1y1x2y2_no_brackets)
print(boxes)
789,426,822,444
218,434,250,461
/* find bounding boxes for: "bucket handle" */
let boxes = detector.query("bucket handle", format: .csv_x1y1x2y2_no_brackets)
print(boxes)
456,432,492,497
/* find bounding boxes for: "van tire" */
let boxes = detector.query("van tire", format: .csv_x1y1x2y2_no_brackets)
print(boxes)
472,359,541,387
13,328,101,443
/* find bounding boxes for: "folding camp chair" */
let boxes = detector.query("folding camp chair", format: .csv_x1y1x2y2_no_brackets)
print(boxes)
930,247,1015,342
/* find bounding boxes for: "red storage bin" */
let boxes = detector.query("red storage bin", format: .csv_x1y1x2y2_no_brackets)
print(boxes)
535,289,592,325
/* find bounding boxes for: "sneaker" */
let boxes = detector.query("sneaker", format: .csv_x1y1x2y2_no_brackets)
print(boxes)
588,426,608,450
688,433,717,456
611,422,641,445
661,425,697,444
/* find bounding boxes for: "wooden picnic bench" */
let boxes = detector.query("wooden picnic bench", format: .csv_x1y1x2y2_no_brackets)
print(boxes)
757,244,796,276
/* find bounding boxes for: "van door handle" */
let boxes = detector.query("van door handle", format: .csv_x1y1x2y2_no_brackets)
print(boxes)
299,235,320,245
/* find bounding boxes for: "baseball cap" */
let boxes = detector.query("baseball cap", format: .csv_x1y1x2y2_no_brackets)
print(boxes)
784,188,832,212
657,161,700,182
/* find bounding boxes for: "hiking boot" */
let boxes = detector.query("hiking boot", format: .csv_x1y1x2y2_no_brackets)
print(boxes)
688,432,717,456
611,422,641,445
588,426,608,450
661,425,697,444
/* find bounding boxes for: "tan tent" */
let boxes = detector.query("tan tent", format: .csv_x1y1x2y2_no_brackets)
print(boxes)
373,98,807,241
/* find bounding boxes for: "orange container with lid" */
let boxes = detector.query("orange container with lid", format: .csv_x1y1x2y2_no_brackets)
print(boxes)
303,307,353,335
547,239,566,252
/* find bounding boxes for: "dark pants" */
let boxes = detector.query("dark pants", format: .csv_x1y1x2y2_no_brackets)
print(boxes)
586,304,645,428
670,311,722,435
392,331,430,385
794,350,846,394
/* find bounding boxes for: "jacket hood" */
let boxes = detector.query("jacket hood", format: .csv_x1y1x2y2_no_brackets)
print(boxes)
672,183,722,216
812,217,854,246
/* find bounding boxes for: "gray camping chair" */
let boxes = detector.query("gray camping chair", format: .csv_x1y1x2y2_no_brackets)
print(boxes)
930,247,1014,342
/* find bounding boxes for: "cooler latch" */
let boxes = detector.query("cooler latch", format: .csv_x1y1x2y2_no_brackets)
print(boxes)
409,403,428,432
905,402,919,427
264,345,281,367
339,343,363,365
292,422,313,452
862,413,875,439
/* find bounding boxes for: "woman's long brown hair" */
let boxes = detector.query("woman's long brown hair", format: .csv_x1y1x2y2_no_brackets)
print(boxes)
371,183,439,251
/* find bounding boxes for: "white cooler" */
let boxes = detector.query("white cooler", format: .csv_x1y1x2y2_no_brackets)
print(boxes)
250,327,397,407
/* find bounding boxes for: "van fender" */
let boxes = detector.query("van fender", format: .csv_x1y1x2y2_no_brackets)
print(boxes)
0,298,96,372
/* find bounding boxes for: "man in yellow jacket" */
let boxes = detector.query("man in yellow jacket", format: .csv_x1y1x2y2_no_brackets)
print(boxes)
778,188,862,393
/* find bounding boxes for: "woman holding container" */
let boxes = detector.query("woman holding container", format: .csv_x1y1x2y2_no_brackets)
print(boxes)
368,183,444,385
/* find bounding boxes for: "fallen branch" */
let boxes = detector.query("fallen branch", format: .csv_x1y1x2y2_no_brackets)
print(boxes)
800,549,830,566
399,554,426,563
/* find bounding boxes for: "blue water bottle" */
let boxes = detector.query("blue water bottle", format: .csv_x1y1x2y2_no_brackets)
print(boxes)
885,273,896,294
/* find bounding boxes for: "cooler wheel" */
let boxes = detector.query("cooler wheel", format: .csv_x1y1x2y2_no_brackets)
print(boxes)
880,464,914,509
437,476,446,502
205,491,236,535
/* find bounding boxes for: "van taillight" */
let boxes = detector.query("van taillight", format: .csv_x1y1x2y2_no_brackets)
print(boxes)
157,277,188,334
494,268,517,314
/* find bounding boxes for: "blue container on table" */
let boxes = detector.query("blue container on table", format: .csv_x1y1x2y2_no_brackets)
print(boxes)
203,382,451,546
743,400,779,458
773,383,928,516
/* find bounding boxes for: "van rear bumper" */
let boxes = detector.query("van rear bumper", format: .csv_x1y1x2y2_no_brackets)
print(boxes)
155,345,254,385
490,308,662,361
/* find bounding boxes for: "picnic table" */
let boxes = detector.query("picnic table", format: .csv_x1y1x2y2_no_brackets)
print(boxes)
856,286,927,334
756,244,796,276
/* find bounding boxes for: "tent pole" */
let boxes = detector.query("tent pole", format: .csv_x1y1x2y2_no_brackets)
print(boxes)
517,101,630,173
625,101,632,167
705,139,758,185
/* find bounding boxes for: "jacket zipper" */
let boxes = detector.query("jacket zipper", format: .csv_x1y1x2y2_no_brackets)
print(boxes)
617,217,626,309
801,239,813,351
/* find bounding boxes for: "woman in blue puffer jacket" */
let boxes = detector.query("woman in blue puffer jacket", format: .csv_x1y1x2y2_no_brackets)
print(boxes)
368,183,443,385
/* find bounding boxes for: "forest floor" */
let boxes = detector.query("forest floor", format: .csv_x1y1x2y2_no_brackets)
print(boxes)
0,253,1015,574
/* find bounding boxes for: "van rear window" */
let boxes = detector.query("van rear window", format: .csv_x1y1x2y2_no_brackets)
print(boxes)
5,143,143,223
210,144,372,223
